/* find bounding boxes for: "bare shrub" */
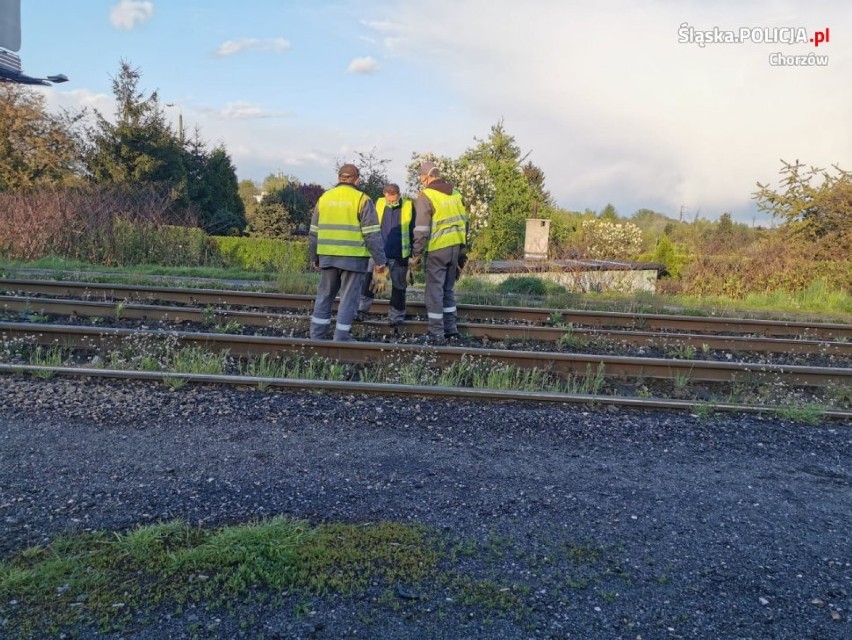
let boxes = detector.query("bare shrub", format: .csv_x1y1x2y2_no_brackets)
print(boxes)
660,234,851,297
0,185,220,266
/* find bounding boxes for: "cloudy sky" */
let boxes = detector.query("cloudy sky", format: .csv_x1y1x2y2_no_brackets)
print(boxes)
9,0,851,223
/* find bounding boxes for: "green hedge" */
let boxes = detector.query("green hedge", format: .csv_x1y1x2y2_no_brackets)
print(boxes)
212,236,309,272
110,222,222,267
636,251,692,279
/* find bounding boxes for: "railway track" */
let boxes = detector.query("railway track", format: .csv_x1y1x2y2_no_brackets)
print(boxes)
2,277,850,339
2,294,850,358
3,363,851,420
2,321,850,387
2,277,849,418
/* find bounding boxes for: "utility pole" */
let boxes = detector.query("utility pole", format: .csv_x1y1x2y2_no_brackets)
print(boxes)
165,103,184,144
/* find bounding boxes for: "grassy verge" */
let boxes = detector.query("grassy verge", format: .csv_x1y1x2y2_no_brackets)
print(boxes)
0,257,276,284
2,258,849,321
456,276,852,322
0,518,436,636
0,517,640,638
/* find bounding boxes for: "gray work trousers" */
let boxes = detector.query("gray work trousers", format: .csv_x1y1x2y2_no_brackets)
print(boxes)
423,245,461,338
310,267,364,341
359,258,409,324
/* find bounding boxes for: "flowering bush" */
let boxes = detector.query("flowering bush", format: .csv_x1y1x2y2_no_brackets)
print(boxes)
581,220,643,259
405,153,495,244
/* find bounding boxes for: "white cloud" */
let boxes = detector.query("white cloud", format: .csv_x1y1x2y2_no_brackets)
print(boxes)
347,56,379,74
214,38,291,57
361,20,400,33
371,0,852,220
219,101,289,120
361,19,412,55
109,0,154,31
38,87,115,118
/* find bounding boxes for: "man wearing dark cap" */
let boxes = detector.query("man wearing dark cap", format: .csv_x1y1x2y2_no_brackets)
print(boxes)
357,182,415,327
308,164,388,341
410,160,468,343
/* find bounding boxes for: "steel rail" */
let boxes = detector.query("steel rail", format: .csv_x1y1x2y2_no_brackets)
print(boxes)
2,277,849,339
2,363,850,421
3,295,850,357
2,321,850,386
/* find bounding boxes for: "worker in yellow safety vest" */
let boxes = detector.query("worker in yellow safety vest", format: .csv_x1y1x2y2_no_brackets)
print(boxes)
357,182,415,328
409,160,468,344
308,164,388,341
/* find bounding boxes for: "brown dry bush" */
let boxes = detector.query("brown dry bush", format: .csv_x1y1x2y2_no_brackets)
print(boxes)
660,234,851,298
0,185,221,267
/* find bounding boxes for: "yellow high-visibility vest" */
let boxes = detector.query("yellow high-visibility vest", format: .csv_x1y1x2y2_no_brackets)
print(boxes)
422,188,466,251
376,198,413,258
314,185,375,257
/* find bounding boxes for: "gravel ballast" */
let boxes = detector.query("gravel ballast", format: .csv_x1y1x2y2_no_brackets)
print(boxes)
0,376,850,639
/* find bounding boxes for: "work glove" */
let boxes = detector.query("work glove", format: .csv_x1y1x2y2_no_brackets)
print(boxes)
370,264,390,297
407,254,422,286
455,246,468,282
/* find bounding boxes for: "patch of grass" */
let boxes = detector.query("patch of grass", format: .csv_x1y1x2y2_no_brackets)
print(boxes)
572,363,606,395
563,542,603,565
672,373,691,391
201,305,217,326
0,518,437,637
599,589,618,603
452,576,527,613
666,344,697,360
0,515,670,638
27,346,66,378
162,375,187,390
243,353,284,389
455,273,852,323
825,383,852,409
276,271,319,295
171,346,227,375
557,324,589,349
692,402,717,423
496,276,549,296
138,355,160,372
0,256,277,283
213,319,242,335
775,403,826,425
25,311,51,323
287,354,349,381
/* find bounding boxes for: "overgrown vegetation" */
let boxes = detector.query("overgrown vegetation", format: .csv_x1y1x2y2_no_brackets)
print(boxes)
455,275,852,318
84,61,245,234
1,60,848,311
0,517,437,636
0,516,647,638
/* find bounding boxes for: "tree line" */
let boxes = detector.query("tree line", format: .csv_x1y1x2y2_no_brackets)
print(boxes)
1,59,849,297
1,60,246,235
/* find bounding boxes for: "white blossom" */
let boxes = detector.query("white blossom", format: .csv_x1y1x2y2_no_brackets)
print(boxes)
581,219,643,259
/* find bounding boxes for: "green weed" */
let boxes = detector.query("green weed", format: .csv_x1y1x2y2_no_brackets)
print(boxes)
214,319,242,335
775,403,826,425
666,344,697,360
27,346,66,378
172,347,226,375
162,375,187,390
